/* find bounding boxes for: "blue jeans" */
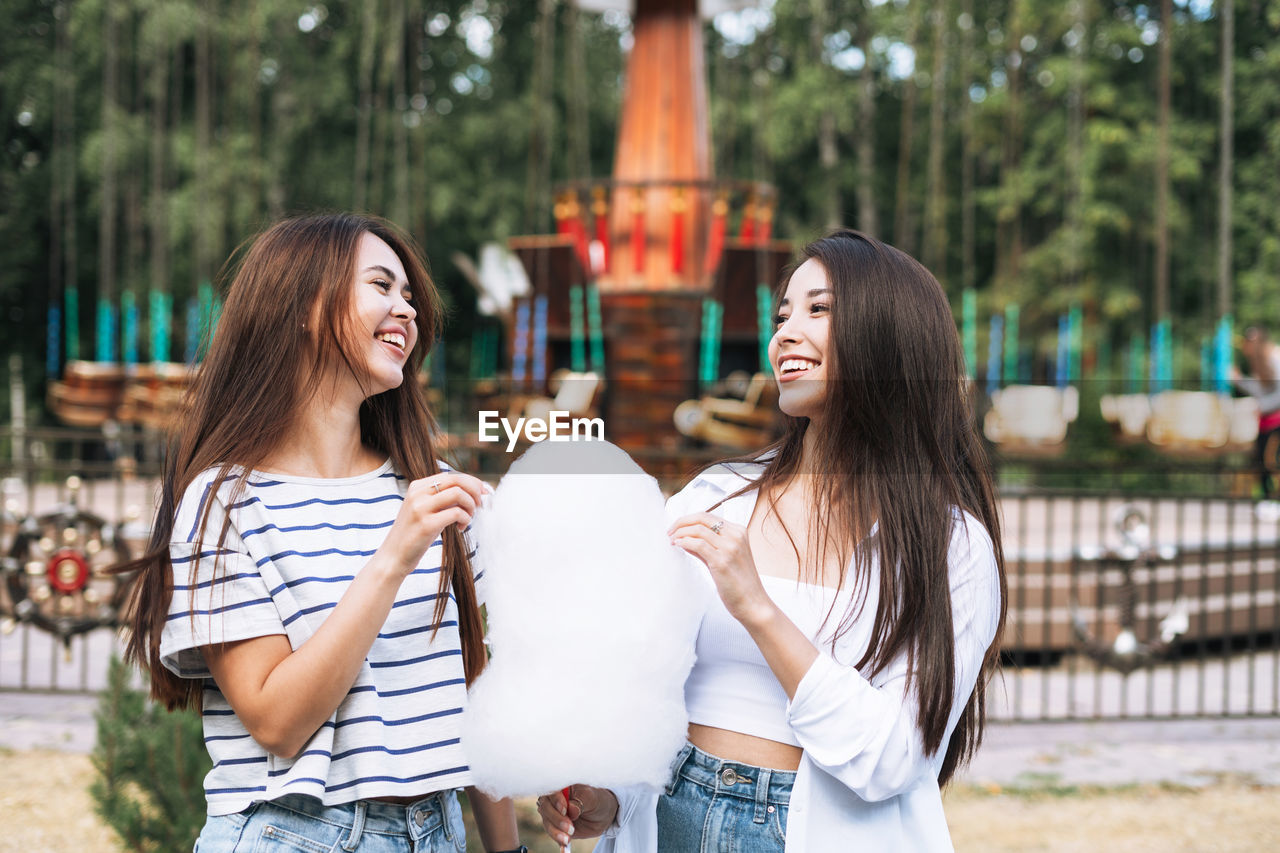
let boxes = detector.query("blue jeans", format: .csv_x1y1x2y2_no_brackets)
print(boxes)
656,742,795,853
193,791,465,853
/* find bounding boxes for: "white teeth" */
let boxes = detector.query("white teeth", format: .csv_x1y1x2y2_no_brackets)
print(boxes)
376,332,406,349
781,358,816,373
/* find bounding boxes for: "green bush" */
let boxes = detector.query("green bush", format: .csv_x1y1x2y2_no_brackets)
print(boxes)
90,656,210,852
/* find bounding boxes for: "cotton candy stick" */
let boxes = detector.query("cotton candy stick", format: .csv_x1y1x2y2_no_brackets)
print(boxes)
562,785,572,850
560,784,572,851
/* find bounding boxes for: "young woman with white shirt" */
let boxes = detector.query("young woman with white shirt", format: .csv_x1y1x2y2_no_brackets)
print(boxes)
538,229,1006,851
122,214,526,853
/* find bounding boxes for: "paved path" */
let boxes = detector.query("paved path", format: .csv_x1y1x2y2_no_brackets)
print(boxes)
958,716,1280,789
2,688,1278,790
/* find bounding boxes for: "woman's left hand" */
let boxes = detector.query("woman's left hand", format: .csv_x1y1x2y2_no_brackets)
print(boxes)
669,513,775,628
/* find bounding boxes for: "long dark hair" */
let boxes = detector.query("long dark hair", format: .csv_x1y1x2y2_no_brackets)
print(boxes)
121,213,486,710
719,229,1006,785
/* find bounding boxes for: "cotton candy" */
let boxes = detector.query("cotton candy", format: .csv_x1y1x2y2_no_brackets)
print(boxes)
461,439,708,799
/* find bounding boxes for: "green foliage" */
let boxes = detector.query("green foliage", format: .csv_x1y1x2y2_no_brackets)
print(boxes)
2,0,1278,405
90,656,210,853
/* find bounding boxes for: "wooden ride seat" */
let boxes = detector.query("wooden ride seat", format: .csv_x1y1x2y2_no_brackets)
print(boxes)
1145,391,1234,453
522,370,603,425
1228,396,1260,447
674,372,779,451
983,385,1079,455
1099,393,1153,443
47,361,126,427
118,362,194,432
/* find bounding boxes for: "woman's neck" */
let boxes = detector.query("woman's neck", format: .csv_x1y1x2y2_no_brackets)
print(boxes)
260,391,383,478
796,418,823,476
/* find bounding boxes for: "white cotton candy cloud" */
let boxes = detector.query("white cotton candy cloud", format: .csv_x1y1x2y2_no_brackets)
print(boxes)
462,440,708,799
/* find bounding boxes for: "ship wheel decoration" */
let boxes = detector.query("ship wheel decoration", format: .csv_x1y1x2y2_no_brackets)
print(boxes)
1071,505,1190,674
1,476,137,647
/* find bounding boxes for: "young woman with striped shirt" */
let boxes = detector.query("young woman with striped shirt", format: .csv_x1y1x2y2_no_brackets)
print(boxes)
123,214,525,853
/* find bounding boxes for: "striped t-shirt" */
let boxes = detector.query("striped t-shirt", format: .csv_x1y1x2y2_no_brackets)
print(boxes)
159,460,482,816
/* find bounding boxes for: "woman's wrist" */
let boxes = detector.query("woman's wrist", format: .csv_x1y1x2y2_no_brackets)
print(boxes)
738,596,784,634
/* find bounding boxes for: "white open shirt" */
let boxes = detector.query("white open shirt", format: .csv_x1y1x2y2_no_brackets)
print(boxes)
596,462,1002,853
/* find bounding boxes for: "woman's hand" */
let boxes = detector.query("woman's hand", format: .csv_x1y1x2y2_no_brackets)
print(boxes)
669,513,776,629
536,785,619,847
378,471,489,575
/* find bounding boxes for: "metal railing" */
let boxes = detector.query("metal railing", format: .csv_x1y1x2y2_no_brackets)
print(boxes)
993,457,1279,721
2,425,1277,722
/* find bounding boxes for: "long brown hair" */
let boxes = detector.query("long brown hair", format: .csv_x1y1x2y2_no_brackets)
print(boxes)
719,229,1006,785
121,213,486,710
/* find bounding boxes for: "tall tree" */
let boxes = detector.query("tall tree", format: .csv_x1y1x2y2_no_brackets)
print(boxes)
893,1,922,254
97,0,119,362
1216,0,1233,323
354,0,381,212
1153,0,1172,325
854,0,878,237
810,0,841,230
922,0,951,283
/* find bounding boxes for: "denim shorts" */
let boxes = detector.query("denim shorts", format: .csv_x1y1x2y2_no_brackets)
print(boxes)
192,790,465,853
655,742,796,853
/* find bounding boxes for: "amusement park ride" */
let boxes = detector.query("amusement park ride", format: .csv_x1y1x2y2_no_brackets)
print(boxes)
478,0,790,462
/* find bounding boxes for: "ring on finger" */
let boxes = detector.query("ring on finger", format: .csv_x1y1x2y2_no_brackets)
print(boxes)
431,479,441,494
710,520,724,535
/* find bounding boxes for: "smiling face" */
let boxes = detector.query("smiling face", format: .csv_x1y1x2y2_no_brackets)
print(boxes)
346,231,418,397
768,258,832,422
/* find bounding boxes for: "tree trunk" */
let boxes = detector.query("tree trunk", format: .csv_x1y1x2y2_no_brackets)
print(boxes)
893,2,922,255
244,0,264,224
566,1,592,181
997,0,1025,293
149,29,171,315
125,8,145,350
1216,0,1234,321
98,1,119,361
354,0,381,211
1067,0,1087,290
855,0,878,237
194,0,213,285
960,0,975,292
525,0,557,233
266,12,291,220
811,0,841,231
390,0,410,227
1154,0,1172,323
922,2,950,283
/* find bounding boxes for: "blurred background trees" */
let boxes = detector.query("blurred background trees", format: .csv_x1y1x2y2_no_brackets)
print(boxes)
2,0,1278,418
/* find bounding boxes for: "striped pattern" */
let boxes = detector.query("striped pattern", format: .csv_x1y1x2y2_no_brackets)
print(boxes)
159,461,482,816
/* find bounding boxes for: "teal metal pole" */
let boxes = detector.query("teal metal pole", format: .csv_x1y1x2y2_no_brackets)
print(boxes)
1003,304,1019,386
962,289,977,379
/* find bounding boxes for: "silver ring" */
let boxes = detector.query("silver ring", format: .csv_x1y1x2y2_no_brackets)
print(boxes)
431,480,441,494
710,520,724,535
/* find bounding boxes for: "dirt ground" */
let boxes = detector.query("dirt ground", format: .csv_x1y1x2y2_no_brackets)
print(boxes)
4,749,1278,853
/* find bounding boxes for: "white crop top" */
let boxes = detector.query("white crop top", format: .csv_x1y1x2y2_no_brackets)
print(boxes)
685,575,856,747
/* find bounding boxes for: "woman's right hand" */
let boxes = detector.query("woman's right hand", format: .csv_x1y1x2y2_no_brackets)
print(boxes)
536,784,619,847
378,471,489,575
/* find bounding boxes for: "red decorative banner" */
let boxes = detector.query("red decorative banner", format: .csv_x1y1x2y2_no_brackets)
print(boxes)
631,189,646,275
757,200,774,244
670,188,686,275
705,193,728,276
739,194,758,243
592,186,610,274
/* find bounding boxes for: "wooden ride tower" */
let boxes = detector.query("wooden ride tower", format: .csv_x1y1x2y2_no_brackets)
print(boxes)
509,0,791,455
